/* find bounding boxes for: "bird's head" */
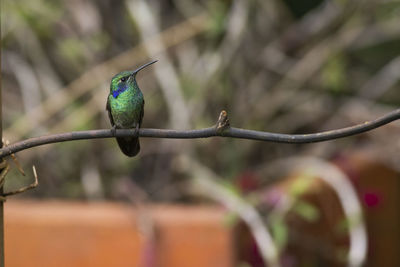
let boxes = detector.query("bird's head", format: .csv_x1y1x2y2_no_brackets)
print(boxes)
110,60,157,98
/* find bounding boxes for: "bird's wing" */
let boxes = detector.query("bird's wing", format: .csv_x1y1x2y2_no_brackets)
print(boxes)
139,99,144,127
106,96,115,126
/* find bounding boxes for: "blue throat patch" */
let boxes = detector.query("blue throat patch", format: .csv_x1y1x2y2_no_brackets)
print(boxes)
112,84,128,98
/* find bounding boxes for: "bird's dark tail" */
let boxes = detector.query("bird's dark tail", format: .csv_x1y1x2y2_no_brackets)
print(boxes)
116,137,140,157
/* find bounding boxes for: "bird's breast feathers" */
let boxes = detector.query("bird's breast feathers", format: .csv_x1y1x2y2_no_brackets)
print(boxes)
108,92,143,128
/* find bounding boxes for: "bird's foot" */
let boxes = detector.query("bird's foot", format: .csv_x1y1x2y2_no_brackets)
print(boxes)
111,125,117,136
133,124,140,137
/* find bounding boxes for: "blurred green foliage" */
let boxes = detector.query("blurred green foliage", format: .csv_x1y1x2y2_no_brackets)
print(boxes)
322,53,348,93
2,1,399,265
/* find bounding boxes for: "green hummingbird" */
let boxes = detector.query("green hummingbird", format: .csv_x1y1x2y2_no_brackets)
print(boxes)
106,60,157,157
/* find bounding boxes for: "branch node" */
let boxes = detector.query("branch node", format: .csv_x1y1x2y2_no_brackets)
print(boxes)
216,110,230,135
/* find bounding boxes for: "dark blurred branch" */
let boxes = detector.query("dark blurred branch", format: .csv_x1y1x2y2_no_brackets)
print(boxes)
0,109,399,158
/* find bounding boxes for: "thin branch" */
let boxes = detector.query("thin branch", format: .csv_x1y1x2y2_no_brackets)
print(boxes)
0,109,399,158
3,166,38,197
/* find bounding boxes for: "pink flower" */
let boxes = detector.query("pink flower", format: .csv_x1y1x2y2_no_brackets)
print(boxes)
363,192,380,207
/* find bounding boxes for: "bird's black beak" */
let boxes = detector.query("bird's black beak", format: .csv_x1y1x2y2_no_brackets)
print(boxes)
131,60,158,76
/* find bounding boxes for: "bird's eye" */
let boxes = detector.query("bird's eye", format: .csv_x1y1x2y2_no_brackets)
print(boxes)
120,77,127,82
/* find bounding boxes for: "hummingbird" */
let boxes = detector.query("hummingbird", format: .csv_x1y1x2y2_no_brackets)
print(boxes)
106,60,157,157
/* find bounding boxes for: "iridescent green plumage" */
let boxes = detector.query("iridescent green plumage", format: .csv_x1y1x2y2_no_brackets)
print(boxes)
106,60,157,157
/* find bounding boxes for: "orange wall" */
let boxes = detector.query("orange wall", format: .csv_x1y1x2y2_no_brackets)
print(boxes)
4,201,234,267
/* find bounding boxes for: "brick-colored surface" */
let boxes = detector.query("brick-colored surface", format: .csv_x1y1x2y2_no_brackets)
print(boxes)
4,201,234,267
250,151,400,267
334,152,400,267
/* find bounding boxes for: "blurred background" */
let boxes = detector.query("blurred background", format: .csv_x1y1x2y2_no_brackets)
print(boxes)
1,0,400,266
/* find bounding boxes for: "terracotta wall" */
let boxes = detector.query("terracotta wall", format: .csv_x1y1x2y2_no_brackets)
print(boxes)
4,202,234,267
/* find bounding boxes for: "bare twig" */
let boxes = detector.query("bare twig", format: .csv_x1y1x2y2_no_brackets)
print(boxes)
3,166,38,197
2,139,25,176
0,109,399,158
0,140,39,199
